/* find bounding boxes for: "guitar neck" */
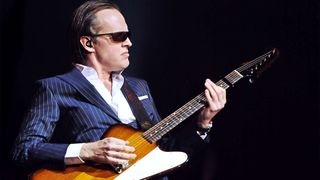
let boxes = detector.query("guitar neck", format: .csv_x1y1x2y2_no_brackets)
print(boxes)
142,49,277,144
142,72,243,143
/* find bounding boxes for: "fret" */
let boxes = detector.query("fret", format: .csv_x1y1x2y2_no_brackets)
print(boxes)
143,93,207,143
216,80,230,89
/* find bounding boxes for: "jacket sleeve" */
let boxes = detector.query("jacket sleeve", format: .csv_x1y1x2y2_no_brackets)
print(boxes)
158,115,209,159
12,80,68,169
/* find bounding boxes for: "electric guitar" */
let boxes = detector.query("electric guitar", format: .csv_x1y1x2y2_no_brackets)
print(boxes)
31,48,279,180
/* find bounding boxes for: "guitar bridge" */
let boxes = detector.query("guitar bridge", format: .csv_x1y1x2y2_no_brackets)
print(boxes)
112,161,130,174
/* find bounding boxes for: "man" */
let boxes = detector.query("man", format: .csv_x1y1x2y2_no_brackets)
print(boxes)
12,0,226,179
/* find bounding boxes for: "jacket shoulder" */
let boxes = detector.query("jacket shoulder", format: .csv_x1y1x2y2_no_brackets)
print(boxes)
35,70,77,90
124,76,149,90
125,76,147,83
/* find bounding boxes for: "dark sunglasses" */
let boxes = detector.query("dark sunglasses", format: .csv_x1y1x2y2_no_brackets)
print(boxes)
91,31,131,42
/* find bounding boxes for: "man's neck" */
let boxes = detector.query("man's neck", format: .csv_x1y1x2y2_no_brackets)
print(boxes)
86,61,113,92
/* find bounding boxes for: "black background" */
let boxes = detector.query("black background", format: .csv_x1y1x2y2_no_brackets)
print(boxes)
1,0,319,179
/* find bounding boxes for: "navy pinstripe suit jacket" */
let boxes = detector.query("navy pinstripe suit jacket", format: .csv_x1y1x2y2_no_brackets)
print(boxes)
12,68,206,170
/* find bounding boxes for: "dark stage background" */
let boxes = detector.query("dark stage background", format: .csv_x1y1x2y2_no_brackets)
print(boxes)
1,0,319,179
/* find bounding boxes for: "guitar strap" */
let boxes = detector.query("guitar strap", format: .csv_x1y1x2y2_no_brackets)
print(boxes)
121,79,154,131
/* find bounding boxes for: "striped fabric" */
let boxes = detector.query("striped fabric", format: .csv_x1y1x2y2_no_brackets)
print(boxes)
12,68,161,168
12,68,207,178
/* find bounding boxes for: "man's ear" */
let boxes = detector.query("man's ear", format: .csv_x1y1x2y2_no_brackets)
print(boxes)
80,36,95,52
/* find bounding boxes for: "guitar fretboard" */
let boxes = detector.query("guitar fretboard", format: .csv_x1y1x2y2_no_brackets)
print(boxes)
142,49,277,143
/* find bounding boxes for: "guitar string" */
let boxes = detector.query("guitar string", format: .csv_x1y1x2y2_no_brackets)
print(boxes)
134,60,253,144
239,49,274,71
148,80,229,138
125,50,275,159
132,51,271,144
143,96,204,142
124,100,204,160
127,95,205,148
237,55,268,73
144,80,230,143
141,80,228,143
120,92,204,147
140,50,272,142
237,50,274,72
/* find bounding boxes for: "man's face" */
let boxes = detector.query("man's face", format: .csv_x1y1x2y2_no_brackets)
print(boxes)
91,9,132,72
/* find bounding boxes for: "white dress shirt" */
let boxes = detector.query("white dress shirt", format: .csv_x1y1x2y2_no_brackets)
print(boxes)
65,64,136,165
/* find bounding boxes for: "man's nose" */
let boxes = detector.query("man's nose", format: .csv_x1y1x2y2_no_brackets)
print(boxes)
123,37,132,48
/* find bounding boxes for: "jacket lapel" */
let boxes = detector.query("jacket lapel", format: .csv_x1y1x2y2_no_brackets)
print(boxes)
123,77,160,126
57,68,120,122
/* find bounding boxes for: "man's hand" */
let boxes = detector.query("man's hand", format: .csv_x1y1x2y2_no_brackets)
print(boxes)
80,137,136,165
197,79,227,128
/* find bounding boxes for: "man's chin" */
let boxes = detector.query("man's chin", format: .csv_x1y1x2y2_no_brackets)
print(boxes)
123,60,130,69
114,62,129,73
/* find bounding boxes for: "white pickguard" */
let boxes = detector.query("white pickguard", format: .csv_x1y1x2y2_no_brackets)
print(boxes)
115,147,188,180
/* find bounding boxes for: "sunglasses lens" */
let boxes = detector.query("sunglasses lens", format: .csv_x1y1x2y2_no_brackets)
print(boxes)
112,32,130,42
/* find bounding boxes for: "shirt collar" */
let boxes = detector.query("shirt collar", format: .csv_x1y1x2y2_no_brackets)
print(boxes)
75,64,125,95
75,64,123,79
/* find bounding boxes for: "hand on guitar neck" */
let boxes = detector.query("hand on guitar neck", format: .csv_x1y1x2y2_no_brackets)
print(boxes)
197,79,227,129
